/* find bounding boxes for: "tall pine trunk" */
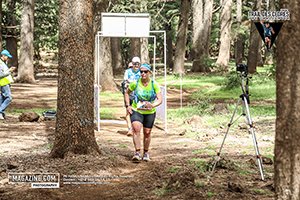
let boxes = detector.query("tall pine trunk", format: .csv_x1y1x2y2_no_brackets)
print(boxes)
50,0,100,158
274,0,300,199
130,38,140,58
17,0,35,83
99,37,118,91
247,0,262,74
111,38,123,76
173,0,190,74
166,24,174,69
216,0,232,70
234,0,244,64
140,38,149,63
191,0,213,72
0,0,2,49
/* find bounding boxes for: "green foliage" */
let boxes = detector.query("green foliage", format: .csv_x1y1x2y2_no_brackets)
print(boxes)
153,183,169,196
168,166,181,173
223,71,240,90
206,191,215,198
189,158,209,173
34,0,59,52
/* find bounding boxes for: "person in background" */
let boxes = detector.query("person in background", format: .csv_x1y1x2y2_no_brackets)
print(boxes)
0,49,16,120
124,63,162,162
122,57,141,136
261,21,275,50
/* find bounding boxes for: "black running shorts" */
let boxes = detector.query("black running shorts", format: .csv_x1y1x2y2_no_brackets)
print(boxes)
130,110,156,128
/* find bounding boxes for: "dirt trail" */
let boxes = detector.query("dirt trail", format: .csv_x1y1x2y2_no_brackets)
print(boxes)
0,78,275,200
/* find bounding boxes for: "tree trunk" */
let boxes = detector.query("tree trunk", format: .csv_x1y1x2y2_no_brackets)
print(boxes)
99,37,118,91
130,38,140,58
111,37,123,76
166,24,174,69
275,0,300,199
247,0,262,74
93,0,116,91
216,0,232,70
173,0,190,74
234,0,244,64
6,0,18,68
50,0,100,158
17,0,35,83
140,38,149,63
257,41,264,66
191,0,213,72
0,0,2,49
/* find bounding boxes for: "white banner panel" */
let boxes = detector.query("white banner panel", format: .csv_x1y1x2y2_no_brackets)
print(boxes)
101,13,150,37
156,86,166,124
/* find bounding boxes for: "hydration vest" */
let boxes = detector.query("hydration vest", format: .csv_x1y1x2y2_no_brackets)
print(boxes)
0,60,13,86
133,79,157,103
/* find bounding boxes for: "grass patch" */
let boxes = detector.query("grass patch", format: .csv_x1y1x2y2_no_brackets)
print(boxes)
100,108,119,119
167,166,181,173
251,188,271,195
238,169,251,176
118,144,128,148
192,148,216,156
189,158,209,173
153,184,170,196
156,74,225,89
165,70,275,124
207,191,215,198
100,91,123,101
194,179,205,188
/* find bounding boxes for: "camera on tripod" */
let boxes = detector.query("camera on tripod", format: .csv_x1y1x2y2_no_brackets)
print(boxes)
236,63,248,76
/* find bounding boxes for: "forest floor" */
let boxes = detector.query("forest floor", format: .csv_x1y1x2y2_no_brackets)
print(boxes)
0,78,275,200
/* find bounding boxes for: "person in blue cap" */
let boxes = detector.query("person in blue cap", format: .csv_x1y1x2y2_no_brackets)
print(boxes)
0,49,16,120
124,63,162,162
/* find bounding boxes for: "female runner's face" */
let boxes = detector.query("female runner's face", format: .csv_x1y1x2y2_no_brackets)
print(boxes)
140,68,149,80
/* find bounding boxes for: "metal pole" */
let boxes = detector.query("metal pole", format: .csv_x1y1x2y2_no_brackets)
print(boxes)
243,96,265,180
163,31,167,133
150,30,168,133
97,33,101,131
180,73,182,109
153,36,156,79
210,98,241,176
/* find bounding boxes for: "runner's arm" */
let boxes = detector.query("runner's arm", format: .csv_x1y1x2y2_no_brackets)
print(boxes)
151,92,162,108
124,88,133,114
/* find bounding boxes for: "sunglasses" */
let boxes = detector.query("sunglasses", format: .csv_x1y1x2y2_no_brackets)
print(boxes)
140,70,149,74
133,62,140,66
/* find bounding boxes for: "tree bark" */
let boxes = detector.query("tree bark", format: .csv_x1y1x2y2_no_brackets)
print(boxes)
17,0,35,83
140,38,149,63
234,0,244,64
6,0,18,68
247,0,262,74
191,0,213,72
99,37,118,91
50,0,100,158
166,24,174,69
216,0,232,70
0,0,2,49
111,37,123,76
130,38,140,58
275,0,300,199
173,0,190,74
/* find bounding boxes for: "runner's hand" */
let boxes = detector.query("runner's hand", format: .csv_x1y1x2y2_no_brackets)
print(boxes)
144,102,153,110
9,67,16,72
126,106,133,114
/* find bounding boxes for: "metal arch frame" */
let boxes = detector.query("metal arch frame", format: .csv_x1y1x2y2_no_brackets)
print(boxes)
95,30,167,133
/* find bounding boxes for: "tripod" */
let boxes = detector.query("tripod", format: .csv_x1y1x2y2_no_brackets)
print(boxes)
210,72,265,181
